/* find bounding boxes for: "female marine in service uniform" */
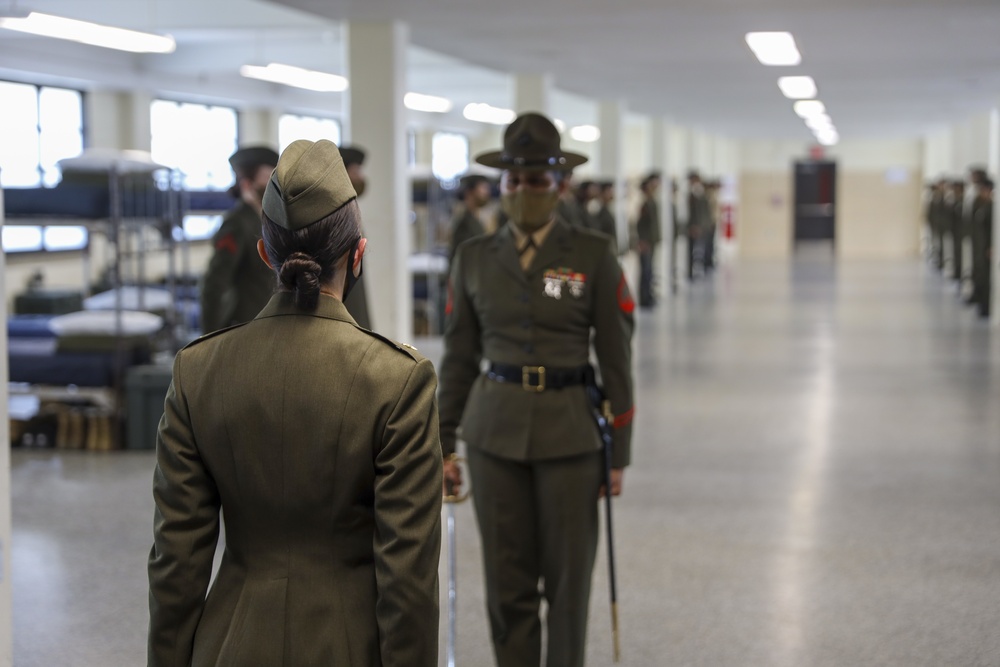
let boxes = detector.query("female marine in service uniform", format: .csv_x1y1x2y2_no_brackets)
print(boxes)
148,139,442,667
439,113,635,667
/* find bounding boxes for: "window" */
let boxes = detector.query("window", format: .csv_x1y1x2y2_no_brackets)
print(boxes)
0,80,87,253
431,132,469,184
279,114,342,151
151,99,238,240
150,99,238,191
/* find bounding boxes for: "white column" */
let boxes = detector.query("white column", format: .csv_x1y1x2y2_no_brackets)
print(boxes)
84,90,151,151
347,22,411,342
989,107,1000,326
598,100,626,251
514,73,552,115
651,118,671,285
239,108,280,148
0,184,12,667
125,91,153,152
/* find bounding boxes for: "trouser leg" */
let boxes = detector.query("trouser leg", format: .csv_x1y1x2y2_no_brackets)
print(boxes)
952,225,964,280
468,448,542,667
704,226,716,269
536,452,602,667
638,250,654,306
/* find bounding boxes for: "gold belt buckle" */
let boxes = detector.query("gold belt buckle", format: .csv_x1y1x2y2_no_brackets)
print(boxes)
522,366,545,392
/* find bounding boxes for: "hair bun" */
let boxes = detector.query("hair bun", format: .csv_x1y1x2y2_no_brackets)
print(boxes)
279,252,322,309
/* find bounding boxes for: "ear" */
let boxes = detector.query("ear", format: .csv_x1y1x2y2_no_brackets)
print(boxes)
352,238,368,276
256,239,274,269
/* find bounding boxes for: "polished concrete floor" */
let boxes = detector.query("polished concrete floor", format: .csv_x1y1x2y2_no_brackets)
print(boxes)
11,251,1000,666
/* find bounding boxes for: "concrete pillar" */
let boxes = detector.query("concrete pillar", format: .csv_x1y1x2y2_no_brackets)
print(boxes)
84,90,151,151
514,73,552,115
598,100,626,251
347,21,411,341
0,185,11,667
240,108,280,148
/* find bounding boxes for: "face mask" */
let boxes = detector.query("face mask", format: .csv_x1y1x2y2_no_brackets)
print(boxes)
343,236,364,302
502,191,559,232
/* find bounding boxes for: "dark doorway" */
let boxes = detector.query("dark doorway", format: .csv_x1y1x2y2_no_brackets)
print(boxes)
793,160,837,245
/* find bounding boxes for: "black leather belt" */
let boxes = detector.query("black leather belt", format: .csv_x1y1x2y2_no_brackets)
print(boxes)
486,362,589,393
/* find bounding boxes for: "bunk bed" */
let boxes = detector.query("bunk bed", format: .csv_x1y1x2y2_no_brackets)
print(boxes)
3,149,204,449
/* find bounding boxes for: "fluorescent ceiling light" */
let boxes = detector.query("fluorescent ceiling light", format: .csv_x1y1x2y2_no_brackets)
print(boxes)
0,11,175,53
569,125,601,143
240,64,348,92
805,114,834,131
745,32,801,66
815,129,839,146
794,100,826,119
463,103,516,125
404,92,452,114
778,76,817,100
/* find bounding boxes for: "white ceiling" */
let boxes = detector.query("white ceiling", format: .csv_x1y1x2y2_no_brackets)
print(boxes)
1,0,999,140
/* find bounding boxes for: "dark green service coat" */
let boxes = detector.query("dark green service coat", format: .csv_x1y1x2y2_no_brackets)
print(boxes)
594,204,619,254
148,293,442,667
200,201,275,334
439,219,635,467
448,208,486,267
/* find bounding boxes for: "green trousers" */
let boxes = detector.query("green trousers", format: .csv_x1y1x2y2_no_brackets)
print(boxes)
468,447,603,667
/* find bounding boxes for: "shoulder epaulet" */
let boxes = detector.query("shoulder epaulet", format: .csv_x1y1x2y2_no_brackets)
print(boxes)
355,326,425,362
180,320,252,351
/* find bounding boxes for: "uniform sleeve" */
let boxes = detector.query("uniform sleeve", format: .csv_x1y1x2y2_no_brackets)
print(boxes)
592,244,635,468
148,353,221,667
374,358,443,667
200,217,243,334
437,248,484,457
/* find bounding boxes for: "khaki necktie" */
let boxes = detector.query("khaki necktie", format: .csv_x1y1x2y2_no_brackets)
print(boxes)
517,236,537,270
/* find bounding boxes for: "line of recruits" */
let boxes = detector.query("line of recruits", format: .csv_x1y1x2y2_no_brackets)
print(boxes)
924,166,995,319
634,169,723,308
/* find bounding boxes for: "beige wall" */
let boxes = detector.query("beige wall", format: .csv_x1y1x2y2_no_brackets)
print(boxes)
739,171,793,259
737,138,924,260
836,169,922,259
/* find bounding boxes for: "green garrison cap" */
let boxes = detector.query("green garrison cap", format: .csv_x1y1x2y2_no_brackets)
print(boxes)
262,139,357,231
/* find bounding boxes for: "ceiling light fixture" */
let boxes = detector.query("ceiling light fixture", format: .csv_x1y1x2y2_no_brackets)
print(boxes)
805,115,834,132
0,11,175,53
569,125,601,143
745,32,801,66
240,63,348,92
404,92,452,114
463,103,516,125
778,76,817,100
815,129,839,146
794,100,827,119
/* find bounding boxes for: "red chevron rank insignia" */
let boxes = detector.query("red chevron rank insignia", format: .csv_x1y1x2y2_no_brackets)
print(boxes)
617,273,635,314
